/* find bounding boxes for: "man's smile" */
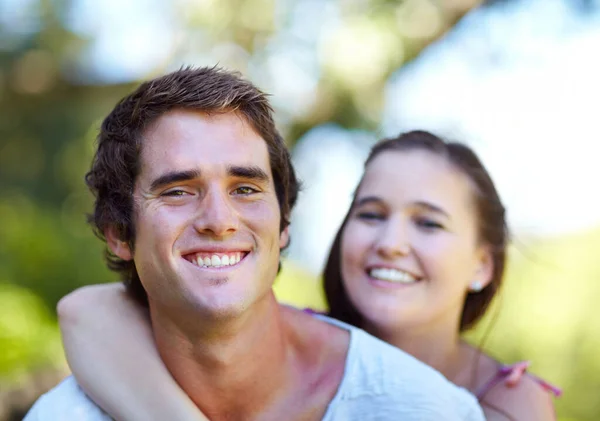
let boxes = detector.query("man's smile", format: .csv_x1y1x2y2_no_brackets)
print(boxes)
183,250,250,269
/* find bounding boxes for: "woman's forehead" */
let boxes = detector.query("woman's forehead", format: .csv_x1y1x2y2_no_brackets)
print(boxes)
359,150,477,212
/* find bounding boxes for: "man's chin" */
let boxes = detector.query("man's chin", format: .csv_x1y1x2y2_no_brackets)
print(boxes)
187,293,253,321
199,302,249,321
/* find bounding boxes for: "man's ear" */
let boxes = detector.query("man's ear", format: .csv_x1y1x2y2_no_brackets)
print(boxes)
105,226,133,261
279,226,290,250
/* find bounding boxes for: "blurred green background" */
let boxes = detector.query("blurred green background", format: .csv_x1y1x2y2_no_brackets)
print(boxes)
1,0,599,419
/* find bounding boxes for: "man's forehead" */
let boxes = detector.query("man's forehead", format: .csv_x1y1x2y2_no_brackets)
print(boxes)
136,110,273,182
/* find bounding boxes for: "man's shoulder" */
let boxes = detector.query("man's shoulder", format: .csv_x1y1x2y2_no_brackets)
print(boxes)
344,328,446,384
24,376,112,421
308,314,484,420
313,314,454,387
339,330,485,420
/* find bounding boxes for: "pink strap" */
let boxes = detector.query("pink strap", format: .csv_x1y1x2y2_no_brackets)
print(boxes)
303,308,326,316
475,361,562,399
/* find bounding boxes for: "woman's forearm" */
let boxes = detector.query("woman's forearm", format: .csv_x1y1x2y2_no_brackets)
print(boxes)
58,283,208,421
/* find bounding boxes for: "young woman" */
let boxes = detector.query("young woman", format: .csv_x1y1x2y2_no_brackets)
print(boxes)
58,130,560,420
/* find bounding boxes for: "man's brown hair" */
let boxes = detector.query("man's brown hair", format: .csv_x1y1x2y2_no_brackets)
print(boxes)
86,66,299,304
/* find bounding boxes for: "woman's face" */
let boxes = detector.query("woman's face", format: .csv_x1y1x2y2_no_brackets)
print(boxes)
340,149,493,334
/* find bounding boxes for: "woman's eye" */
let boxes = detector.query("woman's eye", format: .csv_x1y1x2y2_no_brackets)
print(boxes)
233,186,258,195
356,212,384,221
416,218,443,230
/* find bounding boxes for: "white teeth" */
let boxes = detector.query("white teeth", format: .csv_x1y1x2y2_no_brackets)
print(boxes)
194,253,244,268
369,268,417,284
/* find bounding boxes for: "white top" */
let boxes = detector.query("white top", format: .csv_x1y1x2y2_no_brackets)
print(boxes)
316,315,484,421
23,376,111,421
24,314,484,421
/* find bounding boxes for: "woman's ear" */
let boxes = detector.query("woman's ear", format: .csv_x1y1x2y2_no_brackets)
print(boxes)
105,226,133,261
470,246,494,292
279,226,290,250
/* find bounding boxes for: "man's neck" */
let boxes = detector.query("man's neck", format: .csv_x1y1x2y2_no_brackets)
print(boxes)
149,294,295,420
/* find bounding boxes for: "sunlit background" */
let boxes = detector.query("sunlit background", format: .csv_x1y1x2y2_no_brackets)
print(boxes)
1,0,599,419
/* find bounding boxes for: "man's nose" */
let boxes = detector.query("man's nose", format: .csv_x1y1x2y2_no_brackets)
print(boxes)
193,187,239,237
375,218,411,258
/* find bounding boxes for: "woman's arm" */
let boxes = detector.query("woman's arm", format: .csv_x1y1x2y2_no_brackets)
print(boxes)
58,283,207,421
482,375,557,421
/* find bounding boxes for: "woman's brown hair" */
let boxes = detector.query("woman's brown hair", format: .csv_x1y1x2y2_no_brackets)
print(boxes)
323,130,508,332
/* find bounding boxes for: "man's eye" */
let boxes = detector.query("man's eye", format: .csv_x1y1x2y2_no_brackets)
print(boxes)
162,190,189,197
233,186,258,195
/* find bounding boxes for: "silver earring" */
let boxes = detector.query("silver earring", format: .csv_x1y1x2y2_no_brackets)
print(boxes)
469,281,483,292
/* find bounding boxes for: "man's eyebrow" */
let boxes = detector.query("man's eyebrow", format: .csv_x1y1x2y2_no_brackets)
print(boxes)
227,165,270,182
149,170,201,191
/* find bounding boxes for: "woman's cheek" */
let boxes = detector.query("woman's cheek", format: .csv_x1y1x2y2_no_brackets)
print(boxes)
341,224,360,259
343,225,371,272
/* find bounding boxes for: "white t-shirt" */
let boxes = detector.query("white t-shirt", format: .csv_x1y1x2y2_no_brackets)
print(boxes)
316,315,483,421
24,315,484,421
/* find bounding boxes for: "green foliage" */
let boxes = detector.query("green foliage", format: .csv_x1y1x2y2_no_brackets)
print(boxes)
464,228,600,421
0,193,117,312
274,260,328,311
0,283,64,381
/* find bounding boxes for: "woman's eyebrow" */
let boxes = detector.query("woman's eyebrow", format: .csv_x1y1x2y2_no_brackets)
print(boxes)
412,201,450,218
354,196,383,207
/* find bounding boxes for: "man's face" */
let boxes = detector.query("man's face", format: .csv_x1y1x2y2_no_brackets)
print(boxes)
109,110,288,320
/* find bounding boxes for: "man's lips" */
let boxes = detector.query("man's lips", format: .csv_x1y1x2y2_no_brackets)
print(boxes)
183,250,250,268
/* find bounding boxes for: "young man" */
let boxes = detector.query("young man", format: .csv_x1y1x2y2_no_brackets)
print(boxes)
25,67,484,421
